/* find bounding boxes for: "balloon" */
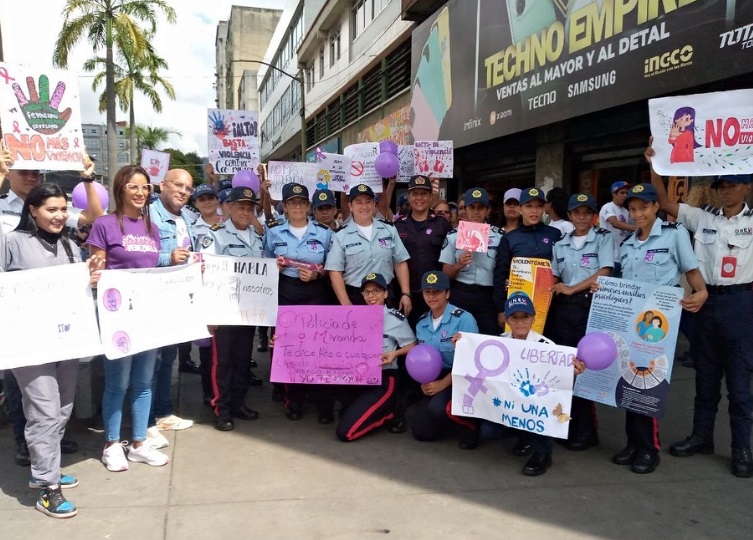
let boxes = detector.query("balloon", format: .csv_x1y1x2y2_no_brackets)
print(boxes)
194,338,212,348
232,169,260,191
406,344,443,383
71,181,109,210
379,140,398,155
577,332,618,371
374,152,400,178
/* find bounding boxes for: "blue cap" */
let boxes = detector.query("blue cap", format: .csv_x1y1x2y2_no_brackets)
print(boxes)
282,182,309,202
504,292,536,317
711,174,752,189
519,187,545,205
218,188,232,203
312,189,336,209
192,183,217,199
361,272,388,290
397,193,408,206
625,183,658,202
218,179,233,192
228,186,258,203
464,187,490,207
349,184,375,200
567,193,597,212
420,270,450,291
611,180,630,193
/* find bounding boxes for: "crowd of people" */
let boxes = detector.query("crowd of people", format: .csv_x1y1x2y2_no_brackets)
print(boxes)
1,137,751,520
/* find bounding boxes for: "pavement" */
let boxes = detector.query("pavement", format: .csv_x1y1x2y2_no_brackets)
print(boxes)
1,340,752,540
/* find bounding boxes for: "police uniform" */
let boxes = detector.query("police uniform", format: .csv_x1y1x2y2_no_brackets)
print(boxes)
670,175,753,471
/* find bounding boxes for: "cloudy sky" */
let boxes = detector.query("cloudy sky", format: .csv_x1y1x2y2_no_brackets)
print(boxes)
1,0,286,157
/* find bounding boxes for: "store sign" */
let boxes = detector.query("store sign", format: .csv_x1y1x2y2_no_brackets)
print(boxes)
410,1,753,149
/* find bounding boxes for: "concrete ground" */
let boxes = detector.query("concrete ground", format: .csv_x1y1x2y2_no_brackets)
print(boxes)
0,342,751,540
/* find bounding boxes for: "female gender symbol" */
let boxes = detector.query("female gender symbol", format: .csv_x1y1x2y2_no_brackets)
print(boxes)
463,340,511,408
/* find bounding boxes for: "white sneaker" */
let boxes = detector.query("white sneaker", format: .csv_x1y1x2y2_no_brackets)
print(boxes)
146,426,169,449
126,441,169,467
155,414,194,431
102,442,129,472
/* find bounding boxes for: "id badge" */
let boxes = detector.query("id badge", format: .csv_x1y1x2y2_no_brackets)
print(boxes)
721,256,737,278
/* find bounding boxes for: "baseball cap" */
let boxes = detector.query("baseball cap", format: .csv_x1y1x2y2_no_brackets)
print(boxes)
349,184,375,200
504,292,536,317
420,270,450,291
192,183,217,199
408,174,432,191
218,179,233,192
282,182,309,202
503,188,522,204
397,193,408,206
228,186,258,203
464,188,490,207
711,174,753,189
519,187,545,205
312,189,336,209
218,188,232,203
625,183,658,202
361,272,388,290
611,180,630,193
567,193,597,212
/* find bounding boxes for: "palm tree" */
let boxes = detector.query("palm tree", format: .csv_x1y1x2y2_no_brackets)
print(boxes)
53,0,176,185
84,37,176,164
135,124,181,153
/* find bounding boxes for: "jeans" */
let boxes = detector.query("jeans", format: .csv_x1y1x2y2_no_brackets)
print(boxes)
102,349,157,442
150,345,177,425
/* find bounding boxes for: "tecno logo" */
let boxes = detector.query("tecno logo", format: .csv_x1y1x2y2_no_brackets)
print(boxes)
643,45,693,76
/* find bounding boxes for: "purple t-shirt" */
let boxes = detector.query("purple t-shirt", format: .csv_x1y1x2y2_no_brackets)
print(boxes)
88,214,160,269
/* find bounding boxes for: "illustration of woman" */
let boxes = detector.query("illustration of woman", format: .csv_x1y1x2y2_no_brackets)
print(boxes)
637,311,654,338
668,107,700,163
644,317,666,342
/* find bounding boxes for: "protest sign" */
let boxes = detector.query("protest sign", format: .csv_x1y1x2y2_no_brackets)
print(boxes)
452,332,575,439
0,263,102,369
0,63,84,171
316,152,351,192
574,276,684,418
207,108,259,174
200,254,278,326
96,263,209,360
456,221,490,252
413,140,453,178
267,161,319,200
140,149,170,184
507,257,553,334
270,305,383,385
649,89,753,176
343,142,383,193
397,145,414,183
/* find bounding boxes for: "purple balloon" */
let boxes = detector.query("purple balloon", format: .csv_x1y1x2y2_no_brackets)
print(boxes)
577,332,618,371
379,140,398,155
374,152,400,179
406,344,443,384
232,169,260,192
71,181,109,210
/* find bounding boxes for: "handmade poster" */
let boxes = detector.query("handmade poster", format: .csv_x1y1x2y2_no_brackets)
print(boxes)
207,108,259,174
0,263,102,369
343,142,383,193
140,149,170,184
456,221,490,252
267,161,319,200
573,276,684,418
270,305,383,385
0,63,84,171
452,332,576,439
200,254,278,326
506,257,553,334
413,140,453,178
96,263,210,360
315,152,351,193
649,89,753,176
397,145,414,183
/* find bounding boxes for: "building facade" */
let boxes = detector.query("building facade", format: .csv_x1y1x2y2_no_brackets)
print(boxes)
81,122,131,181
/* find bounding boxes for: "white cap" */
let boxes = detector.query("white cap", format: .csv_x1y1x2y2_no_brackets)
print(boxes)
503,188,522,203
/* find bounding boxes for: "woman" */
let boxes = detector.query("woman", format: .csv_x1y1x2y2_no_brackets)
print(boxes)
545,187,574,238
0,183,102,518
263,183,332,422
636,311,654,338
644,317,665,342
87,166,169,472
410,271,479,448
433,200,452,223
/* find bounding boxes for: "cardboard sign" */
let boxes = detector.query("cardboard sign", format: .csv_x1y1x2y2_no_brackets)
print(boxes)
413,140,453,178
397,145,414,183
140,149,171,184
316,152,351,193
456,221,491,252
507,258,554,335
343,142,383,193
207,108,259,174
266,161,319,200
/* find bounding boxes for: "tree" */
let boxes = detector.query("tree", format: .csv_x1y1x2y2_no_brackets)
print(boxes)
84,36,176,164
162,148,205,185
135,124,180,154
53,0,176,187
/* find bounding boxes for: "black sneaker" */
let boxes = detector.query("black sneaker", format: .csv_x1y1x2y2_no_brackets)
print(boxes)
15,441,30,467
36,485,77,519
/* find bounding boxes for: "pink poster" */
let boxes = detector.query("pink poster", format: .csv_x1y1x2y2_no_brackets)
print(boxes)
270,305,383,385
455,221,490,253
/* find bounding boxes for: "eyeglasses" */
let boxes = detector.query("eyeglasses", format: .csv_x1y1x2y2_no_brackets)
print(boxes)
361,288,383,296
167,179,195,194
125,183,153,193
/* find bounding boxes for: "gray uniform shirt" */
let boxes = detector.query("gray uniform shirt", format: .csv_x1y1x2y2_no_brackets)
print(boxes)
0,231,81,272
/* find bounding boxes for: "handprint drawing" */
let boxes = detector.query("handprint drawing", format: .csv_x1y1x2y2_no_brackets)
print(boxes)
12,75,72,135
209,110,230,139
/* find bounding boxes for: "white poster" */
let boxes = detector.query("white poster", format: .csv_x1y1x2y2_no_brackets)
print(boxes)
96,263,210,360
343,142,383,193
397,145,414,183
413,140,454,178
0,263,102,369
200,254,279,326
0,63,84,171
452,332,576,439
207,108,259,174
267,161,319,200
316,152,352,193
140,149,171,185
649,89,753,176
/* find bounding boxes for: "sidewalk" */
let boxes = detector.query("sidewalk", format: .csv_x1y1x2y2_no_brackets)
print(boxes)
1,345,751,540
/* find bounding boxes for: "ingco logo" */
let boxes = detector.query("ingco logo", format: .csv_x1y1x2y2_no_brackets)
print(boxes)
644,45,693,77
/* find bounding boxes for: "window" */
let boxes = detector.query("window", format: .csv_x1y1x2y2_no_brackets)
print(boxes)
329,30,341,67
319,48,324,79
352,0,386,39
306,64,315,92
118,152,129,163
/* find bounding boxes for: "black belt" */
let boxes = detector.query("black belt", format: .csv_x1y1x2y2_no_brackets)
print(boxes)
707,282,753,295
280,273,327,287
556,291,592,303
452,281,493,292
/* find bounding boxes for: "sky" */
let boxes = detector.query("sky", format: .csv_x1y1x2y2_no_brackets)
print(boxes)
0,0,287,157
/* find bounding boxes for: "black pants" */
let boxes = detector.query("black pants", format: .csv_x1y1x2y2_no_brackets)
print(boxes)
336,370,398,442
199,345,213,399
450,282,499,335
625,411,660,455
211,326,253,418
411,386,477,442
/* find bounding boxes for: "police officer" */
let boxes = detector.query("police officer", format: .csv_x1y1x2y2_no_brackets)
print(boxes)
263,182,333,422
200,186,265,431
325,184,412,313
312,188,339,230
547,193,613,451
192,183,221,245
612,182,707,474
440,187,502,335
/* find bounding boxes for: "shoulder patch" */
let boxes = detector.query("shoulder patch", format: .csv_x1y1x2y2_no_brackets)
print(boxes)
538,338,548,343
0,193,7,199
378,219,395,227
210,223,224,231
266,219,282,228
661,221,679,229
451,308,465,317
595,228,610,235
702,204,721,216
448,227,458,234
334,224,347,233
314,221,329,230
388,308,406,321
418,310,430,321
744,208,753,217
620,232,635,245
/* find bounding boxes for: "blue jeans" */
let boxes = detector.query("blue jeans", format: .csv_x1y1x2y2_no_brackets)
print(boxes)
149,345,177,425
102,349,157,442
